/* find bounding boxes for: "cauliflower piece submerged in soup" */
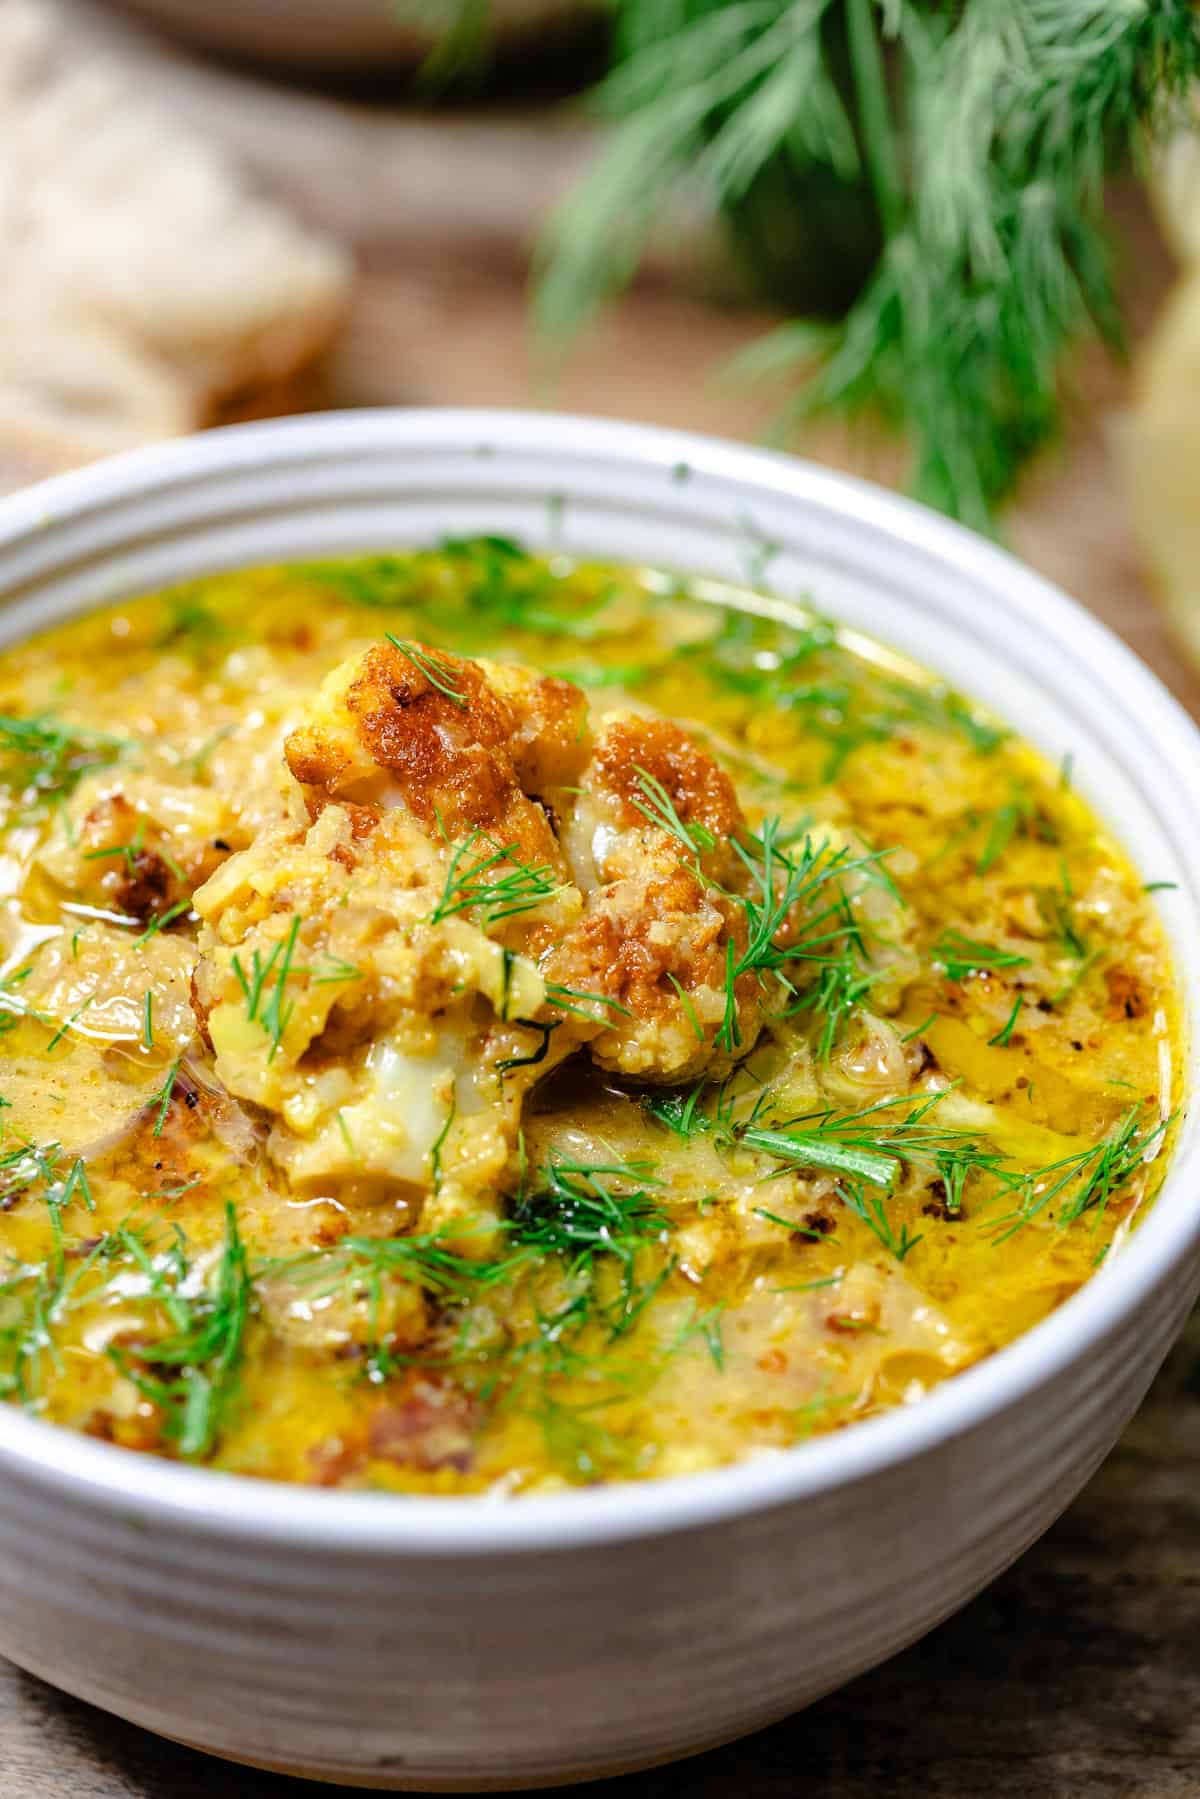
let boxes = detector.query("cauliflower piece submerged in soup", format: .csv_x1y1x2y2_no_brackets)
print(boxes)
0,545,1180,1492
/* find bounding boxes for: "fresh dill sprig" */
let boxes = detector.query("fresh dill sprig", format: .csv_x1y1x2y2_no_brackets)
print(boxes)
132,899,191,949
743,1125,897,1189
717,821,890,1052
385,636,469,709
1,1201,251,1451
537,0,1200,530
231,915,303,1060
429,1099,456,1194
988,993,1024,1048
0,1222,114,1406
0,712,127,812
976,795,1029,874
431,832,562,930
543,981,633,1022
278,1222,517,1307
991,1108,1171,1241
932,930,1031,982
631,765,716,863
836,1177,921,1262
509,1157,671,1321
151,1056,182,1138
301,541,617,647
110,1203,253,1458
434,537,618,643
156,591,228,652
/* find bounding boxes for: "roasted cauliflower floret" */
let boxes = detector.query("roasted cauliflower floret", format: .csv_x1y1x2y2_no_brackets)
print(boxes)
284,639,588,876
192,642,782,1225
551,712,762,1081
192,643,598,1238
36,773,234,924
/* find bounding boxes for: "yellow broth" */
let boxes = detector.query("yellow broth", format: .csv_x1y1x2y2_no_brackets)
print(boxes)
0,543,1181,1492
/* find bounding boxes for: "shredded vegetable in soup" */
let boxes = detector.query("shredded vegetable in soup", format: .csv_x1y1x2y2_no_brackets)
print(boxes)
0,543,1181,1491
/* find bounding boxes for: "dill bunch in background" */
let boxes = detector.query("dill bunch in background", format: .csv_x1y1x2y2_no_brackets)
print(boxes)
535,0,1200,531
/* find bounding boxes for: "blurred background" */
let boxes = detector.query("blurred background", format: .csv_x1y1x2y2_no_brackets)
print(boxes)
2,0,1200,693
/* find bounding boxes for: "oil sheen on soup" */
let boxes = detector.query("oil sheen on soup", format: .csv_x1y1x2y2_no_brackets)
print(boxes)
0,543,1180,1492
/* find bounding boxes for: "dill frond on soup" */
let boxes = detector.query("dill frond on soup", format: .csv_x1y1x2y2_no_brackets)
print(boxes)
0,543,1180,1491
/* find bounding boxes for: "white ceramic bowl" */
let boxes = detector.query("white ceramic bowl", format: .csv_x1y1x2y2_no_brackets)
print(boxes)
0,410,1198,1791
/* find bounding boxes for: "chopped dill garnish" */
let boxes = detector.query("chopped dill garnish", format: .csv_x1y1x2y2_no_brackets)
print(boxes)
142,990,154,1050
549,661,655,689
83,817,146,869
837,1178,921,1263
0,712,127,813
742,1126,898,1191
885,683,1006,756
309,954,362,988
988,994,1024,1048
496,1021,560,1074
667,972,705,1042
259,916,302,1058
991,1109,1172,1241
111,1202,253,1459
385,636,468,708
335,1110,358,1165
1045,877,1089,963
544,981,633,1022
151,1057,182,1138
717,822,889,1054
232,915,303,1060
510,1157,670,1318
44,996,93,1054
132,899,191,949
976,796,1027,874
430,1098,456,1195
277,1221,516,1309
156,592,228,652
932,930,1031,982
432,832,562,931
668,1299,726,1370
631,765,716,863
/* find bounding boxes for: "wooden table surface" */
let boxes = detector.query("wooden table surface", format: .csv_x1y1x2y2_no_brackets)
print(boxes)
3,10,1200,1796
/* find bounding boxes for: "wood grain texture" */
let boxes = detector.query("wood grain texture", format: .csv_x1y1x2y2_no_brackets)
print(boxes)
2,12,1198,1795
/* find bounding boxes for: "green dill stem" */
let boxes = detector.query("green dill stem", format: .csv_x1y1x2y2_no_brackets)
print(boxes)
742,1126,898,1190
430,1097,457,1194
631,765,715,861
133,899,190,949
152,1057,182,1137
988,994,1023,1048
385,636,468,708
544,982,633,1022
837,1177,921,1261
260,915,302,1059
845,0,903,236
933,930,1031,982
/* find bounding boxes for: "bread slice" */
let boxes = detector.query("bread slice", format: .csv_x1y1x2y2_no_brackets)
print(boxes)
0,0,353,470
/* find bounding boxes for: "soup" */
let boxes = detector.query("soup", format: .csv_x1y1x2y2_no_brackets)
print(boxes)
0,543,1180,1492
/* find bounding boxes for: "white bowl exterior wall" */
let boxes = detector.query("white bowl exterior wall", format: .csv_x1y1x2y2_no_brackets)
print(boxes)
0,412,1196,1788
